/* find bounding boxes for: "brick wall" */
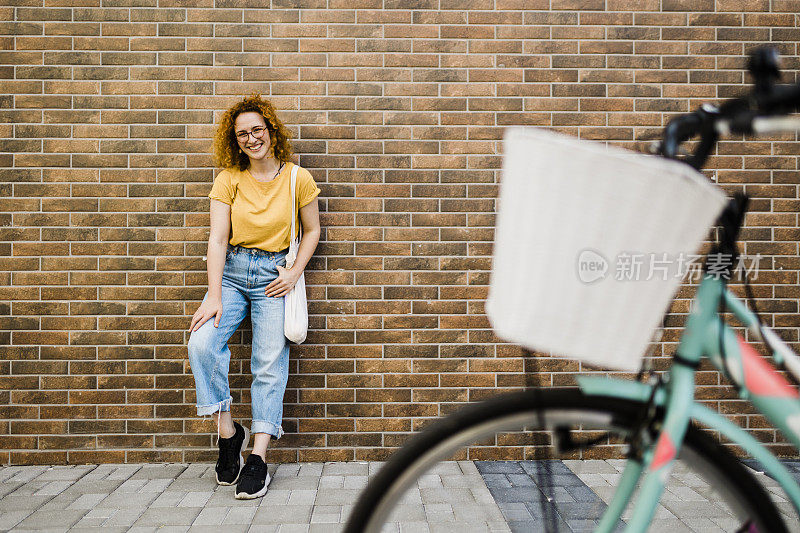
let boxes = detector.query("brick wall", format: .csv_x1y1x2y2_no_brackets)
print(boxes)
3,2,800,465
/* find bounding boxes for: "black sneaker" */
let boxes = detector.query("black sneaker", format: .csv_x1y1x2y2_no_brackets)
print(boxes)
235,454,271,499
215,421,249,486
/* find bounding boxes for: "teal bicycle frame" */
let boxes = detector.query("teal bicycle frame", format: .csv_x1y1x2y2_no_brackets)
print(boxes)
577,274,800,532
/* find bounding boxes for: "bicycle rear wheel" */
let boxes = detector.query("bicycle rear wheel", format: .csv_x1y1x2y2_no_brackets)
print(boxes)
344,388,787,533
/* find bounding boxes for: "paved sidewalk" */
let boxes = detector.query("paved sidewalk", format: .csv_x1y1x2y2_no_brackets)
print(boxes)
1,460,798,532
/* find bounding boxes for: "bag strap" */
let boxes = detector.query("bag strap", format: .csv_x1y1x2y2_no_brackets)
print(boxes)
289,164,299,241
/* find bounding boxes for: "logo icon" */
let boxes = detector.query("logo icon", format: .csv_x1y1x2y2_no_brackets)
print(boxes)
577,249,608,284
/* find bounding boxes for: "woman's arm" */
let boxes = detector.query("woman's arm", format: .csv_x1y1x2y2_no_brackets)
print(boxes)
189,199,231,331
265,197,320,298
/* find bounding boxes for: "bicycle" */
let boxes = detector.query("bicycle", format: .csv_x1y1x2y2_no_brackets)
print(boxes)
344,47,800,532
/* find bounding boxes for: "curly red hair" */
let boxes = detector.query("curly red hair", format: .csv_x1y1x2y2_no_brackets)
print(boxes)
213,94,294,171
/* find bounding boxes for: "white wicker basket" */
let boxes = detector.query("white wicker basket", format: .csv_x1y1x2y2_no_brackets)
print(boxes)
486,127,727,371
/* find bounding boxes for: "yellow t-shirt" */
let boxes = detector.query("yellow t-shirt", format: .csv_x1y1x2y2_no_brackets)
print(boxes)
208,162,321,252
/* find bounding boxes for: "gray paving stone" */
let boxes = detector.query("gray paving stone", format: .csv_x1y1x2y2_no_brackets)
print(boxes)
419,488,474,504
0,509,34,530
178,464,213,480
274,463,301,477
343,475,368,490
660,500,732,519
116,478,149,493
95,490,158,509
141,478,176,493
318,475,344,488
426,463,462,476
475,462,525,475
497,502,533,522
322,462,369,476
457,461,479,475
0,494,53,512
505,474,536,487
36,465,96,482
150,490,187,507
309,524,342,533
0,481,22,498
298,463,324,477
65,492,107,510
566,518,601,532
440,474,485,489
451,502,504,522
38,490,87,512
481,474,512,489
520,461,572,476
566,484,599,503
428,521,495,533
192,506,229,526
273,525,307,533
190,526,249,533
269,476,320,490
102,507,148,528
14,509,88,530
168,478,217,492
223,506,258,525
471,487,500,505
62,479,125,495
385,504,427,523
128,527,190,533
562,459,620,474
259,488,291,505
206,489,262,507
106,464,143,481
6,480,51,497
81,508,115,519
0,466,22,482
288,489,316,505
397,523,430,533
130,464,188,480
418,474,443,489
69,522,130,533
487,486,541,504
314,488,362,506
133,506,202,527
252,505,313,524
682,517,727,532
424,503,455,523
5,465,49,483
80,464,126,482
310,505,341,523
179,491,213,507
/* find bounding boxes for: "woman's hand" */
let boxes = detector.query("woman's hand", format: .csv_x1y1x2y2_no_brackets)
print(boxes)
265,265,301,298
189,296,223,332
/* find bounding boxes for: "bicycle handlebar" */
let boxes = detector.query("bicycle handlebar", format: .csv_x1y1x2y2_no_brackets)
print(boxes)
660,46,800,170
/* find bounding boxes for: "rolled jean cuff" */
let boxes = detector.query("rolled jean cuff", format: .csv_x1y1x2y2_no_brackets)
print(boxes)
252,420,283,439
196,397,233,417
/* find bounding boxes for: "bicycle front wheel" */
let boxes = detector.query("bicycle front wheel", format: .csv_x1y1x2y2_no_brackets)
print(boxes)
345,388,787,533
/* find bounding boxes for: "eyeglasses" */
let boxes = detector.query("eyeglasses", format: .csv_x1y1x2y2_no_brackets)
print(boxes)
235,126,269,142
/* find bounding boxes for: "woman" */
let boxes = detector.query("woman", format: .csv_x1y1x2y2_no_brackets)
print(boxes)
187,95,320,500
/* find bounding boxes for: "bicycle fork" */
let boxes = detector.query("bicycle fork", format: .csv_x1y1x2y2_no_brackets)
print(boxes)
594,279,720,532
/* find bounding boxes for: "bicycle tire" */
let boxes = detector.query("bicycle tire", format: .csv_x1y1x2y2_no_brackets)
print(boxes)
344,388,787,533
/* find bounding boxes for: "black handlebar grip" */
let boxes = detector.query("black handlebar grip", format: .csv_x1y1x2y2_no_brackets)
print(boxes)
660,106,718,170
748,46,781,98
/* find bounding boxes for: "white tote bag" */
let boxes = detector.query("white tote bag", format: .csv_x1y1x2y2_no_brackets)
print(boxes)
283,164,308,344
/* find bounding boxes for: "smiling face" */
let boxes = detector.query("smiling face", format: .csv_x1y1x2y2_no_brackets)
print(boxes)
234,111,272,162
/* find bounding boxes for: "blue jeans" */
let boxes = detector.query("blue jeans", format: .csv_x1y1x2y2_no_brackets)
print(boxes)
187,245,289,438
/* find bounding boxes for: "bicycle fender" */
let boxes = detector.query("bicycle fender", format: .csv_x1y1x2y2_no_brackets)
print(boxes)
576,376,665,404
